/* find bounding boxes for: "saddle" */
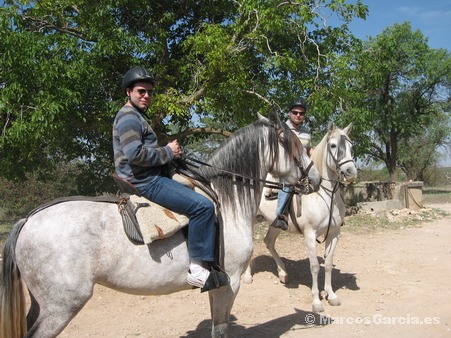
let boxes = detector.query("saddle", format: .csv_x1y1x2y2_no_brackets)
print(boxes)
263,185,303,218
112,161,220,247
112,173,190,245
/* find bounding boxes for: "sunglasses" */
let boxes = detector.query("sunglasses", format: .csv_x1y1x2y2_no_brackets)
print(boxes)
290,110,305,116
134,88,154,96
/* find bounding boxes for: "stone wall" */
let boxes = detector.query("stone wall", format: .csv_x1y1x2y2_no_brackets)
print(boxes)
341,181,424,211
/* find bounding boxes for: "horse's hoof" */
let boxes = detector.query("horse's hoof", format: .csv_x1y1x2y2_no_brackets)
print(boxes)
278,274,287,284
312,303,324,313
328,297,341,307
242,275,253,284
277,269,288,284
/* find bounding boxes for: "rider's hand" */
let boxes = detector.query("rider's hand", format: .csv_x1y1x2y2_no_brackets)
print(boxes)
168,139,182,158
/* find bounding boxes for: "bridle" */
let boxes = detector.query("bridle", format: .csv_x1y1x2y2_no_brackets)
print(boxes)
177,122,313,196
316,133,355,243
326,134,354,182
290,132,355,241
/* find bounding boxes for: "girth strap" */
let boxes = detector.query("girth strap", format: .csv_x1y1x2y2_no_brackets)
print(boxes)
25,195,121,220
23,194,148,245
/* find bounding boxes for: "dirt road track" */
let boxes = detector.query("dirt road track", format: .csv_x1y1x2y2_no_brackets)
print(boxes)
60,203,451,337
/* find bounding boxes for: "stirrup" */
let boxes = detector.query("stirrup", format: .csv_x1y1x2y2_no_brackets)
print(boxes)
271,215,288,231
201,265,230,293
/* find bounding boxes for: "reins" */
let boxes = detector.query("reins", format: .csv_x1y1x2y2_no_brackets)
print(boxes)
180,154,311,194
315,179,340,244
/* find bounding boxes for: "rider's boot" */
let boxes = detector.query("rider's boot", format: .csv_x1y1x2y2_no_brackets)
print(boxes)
187,260,230,292
271,213,288,231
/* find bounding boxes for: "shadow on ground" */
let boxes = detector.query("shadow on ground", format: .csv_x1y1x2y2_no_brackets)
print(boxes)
248,254,359,292
182,310,340,337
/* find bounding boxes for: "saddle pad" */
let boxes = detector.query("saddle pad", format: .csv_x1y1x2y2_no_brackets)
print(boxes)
130,195,189,244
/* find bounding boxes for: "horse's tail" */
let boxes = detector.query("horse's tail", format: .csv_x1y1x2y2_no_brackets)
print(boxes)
0,219,28,338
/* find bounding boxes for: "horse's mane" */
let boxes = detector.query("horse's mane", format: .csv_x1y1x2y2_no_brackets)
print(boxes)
198,118,296,211
311,131,329,175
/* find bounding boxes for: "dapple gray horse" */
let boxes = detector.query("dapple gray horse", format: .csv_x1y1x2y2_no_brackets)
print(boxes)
244,123,357,312
0,111,321,338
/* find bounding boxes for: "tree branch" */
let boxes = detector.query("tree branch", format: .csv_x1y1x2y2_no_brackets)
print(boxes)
168,127,232,140
180,87,206,105
22,15,94,42
241,89,273,105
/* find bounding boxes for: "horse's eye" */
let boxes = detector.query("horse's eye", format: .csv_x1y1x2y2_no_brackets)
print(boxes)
330,144,337,149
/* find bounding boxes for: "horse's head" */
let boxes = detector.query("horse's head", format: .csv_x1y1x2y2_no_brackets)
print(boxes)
257,111,321,192
319,122,358,183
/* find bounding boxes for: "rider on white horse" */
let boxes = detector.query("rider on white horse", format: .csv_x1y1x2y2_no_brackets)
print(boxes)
112,66,229,291
273,99,313,230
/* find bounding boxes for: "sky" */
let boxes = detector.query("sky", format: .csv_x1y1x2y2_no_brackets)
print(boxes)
344,1,451,166
347,0,451,51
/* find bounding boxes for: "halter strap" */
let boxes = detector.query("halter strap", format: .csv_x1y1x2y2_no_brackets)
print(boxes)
326,134,355,182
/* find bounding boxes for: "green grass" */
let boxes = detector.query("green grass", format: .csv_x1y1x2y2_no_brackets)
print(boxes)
423,186,451,204
344,185,451,232
344,207,448,232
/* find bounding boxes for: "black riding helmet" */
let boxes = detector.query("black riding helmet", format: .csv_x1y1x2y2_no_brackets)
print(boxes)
289,99,307,111
121,67,155,94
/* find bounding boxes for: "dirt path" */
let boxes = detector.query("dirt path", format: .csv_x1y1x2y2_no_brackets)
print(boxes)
60,203,451,338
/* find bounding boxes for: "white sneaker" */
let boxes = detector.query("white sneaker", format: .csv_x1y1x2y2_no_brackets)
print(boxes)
187,267,210,288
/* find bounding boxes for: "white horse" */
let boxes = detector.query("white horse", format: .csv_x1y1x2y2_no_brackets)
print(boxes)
243,123,357,313
0,111,321,338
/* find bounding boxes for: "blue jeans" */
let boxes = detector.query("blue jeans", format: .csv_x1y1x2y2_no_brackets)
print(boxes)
136,176,216,262
276,186,293,216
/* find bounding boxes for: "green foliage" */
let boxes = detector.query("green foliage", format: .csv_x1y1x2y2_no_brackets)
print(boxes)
425,167,451,187
357,165,451,187
318,22,451,181
398,112,451,182
0,0,368,192
0,163,80,221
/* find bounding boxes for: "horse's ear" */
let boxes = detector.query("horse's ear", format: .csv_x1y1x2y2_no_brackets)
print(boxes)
260,109,281,127
327,122,335,134
257,112,268,123
268,109,282,127
343,123,353,135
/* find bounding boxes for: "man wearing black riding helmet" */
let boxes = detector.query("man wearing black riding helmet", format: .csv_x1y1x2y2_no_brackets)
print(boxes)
120,66,156,114
272,99,313,230
112,67,229,291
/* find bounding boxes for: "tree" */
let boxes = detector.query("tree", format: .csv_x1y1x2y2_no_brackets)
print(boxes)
397,111,451,182
324,22,451,181
0,0,367,194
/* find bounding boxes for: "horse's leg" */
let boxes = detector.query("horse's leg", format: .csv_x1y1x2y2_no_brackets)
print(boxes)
25,284,93,338
209,274,240,338
16,215,97,338
242,257,254,284
26,292,40,330
263,226,287,283
304,229,323,312
324,232,341,307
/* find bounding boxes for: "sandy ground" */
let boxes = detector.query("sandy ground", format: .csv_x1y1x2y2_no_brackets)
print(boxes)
58,203,451,338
